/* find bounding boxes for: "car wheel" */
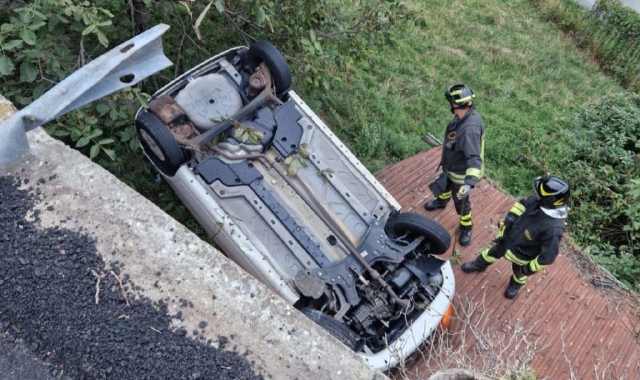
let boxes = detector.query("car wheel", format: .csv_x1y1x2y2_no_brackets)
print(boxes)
389,212,451,255
135,109,185,177
246,41,292,98
300,308,359,350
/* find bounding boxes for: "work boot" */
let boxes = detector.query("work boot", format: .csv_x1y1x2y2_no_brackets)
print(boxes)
461,256,489,273
424,198,449,211
459,227,472,246
504,277,523,299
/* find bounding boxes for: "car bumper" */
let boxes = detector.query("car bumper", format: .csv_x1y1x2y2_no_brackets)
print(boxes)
358,260,455,371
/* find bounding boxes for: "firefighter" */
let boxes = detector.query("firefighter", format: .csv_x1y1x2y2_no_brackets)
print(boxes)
425,84,485,246
460,175,570,299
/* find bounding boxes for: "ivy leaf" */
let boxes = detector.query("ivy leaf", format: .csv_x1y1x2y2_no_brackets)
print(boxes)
256,6,266,25
0,55,15,75
287,159,300,177
89,129,103,138
90,144,100,159
103,148,116,161
120,126,134,142
20,29,37,45
214,0,225,12
252,130,264,141
2,39,23,51
129,139,138,150
20,62,38,83
28,20,46,31
76,137,91,148
284,156,294,165
134,91,149,108
96,29,108,47
99,9,114,18
70,129,82,141
96,103,110,115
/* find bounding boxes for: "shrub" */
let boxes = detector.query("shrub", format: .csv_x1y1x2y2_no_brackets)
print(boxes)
531,0,640,91
561,93,640,290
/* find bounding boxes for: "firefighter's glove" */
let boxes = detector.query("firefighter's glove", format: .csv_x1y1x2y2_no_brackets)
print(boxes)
504,214,517,228
457,185,471,200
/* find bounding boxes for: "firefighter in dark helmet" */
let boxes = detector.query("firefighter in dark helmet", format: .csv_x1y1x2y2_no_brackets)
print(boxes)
425,84,485,246
461,175,570,299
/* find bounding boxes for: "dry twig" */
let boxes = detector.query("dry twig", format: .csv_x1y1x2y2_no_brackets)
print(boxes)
394,290,543,379
90,269,100,305
110,270,130,306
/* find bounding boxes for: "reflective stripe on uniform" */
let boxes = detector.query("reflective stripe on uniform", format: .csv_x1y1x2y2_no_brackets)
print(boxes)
460,212,472,227
529,257,547,273
480,247,499,263
504,249,529,266
447,172,466,185
438,190,452,200
510,202,526,216
466,167,482,179
480,135,485,177
512,273,528,285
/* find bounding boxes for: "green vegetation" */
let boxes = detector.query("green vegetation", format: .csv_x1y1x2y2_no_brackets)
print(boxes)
0,0,638,291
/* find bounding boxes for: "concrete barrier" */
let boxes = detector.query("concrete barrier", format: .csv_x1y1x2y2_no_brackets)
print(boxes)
0,93,388,380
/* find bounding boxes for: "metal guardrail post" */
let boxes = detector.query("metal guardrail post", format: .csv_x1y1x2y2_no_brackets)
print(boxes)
0,24,172,166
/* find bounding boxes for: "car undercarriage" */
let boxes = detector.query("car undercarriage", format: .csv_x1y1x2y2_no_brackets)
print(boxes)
135,41,455,370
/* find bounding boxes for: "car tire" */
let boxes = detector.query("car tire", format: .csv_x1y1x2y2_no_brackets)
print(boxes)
135,109,185,177
246,41,292,98
300,308,359,350
389,212,451,255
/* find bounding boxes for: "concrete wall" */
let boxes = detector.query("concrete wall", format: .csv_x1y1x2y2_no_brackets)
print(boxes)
0,94,387,380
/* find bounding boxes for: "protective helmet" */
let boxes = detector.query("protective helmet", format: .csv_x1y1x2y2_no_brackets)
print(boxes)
445,84,475,108
534,176,570,209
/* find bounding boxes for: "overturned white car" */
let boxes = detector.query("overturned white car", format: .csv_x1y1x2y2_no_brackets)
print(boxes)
134,41,455,371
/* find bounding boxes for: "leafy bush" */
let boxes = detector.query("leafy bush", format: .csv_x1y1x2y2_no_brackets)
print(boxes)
0,0,135,163
561,93,640,290
531,0,640,91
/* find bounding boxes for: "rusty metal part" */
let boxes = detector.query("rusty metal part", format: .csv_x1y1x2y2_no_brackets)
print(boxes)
149,94,186,125
248,62,271,92
187,86,277,149
170,122,196,140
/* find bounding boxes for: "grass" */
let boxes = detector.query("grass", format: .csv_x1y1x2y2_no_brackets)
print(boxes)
291,0,623,196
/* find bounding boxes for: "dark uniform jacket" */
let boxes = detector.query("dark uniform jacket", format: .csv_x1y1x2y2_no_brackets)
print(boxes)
440,105,485,187
506,195,566,266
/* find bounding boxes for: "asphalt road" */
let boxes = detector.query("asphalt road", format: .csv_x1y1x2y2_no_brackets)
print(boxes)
0,336,67,380
0,175,264,380
577,0,640,12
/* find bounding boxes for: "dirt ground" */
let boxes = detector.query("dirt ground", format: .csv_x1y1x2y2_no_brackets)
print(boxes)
0,175,264,380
